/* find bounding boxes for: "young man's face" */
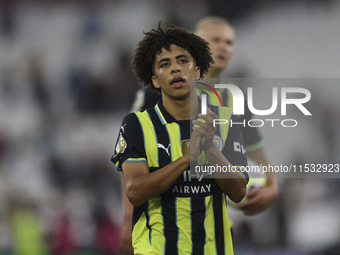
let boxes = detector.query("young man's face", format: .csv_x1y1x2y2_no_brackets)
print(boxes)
152,44,200,100
196,23,234,73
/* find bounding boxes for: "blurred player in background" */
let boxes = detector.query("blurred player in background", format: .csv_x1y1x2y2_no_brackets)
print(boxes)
120,16,278,254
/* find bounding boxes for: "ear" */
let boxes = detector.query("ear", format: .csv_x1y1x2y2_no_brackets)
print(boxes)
195,66,201,79
152,75,161,89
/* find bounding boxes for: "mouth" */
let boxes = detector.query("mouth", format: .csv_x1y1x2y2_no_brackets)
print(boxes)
216,55,227,62
170,77,186,88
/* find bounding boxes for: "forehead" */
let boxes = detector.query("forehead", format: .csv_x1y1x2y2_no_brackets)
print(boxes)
155,44,193,61
197,23,234,39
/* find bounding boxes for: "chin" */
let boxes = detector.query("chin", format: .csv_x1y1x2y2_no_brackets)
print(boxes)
211,64,225,73
217,63,228,70
172,92,189,101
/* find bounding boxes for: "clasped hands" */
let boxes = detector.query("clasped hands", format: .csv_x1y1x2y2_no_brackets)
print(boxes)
189,108,218,162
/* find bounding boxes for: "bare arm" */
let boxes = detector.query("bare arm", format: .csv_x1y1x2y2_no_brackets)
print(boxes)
122,131,202,207
204,144,247,202
122,157,188,207
120,176,134,254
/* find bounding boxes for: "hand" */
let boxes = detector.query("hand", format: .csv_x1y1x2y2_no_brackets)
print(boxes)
237,184,278,216
119,216,134,255
187,129,202,163
192,108,217,150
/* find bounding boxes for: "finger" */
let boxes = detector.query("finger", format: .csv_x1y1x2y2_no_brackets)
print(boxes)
206,108,219,120
191,129,201,137
191,131,202,146
239,201,261,213
192,122,214,140
237,196,260,210
192,119,206,129
246,187,260,198
193,117,206,127
193,116,215,134
198,115,216,135
193,120,213,134
193,124,215,142
198,112,214,126
195,109,215,127
198,108,218,122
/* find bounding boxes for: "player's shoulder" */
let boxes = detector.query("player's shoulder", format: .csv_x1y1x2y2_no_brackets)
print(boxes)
120,111,144,136
123,108,158,128
122,112,139,125
124,108,152,121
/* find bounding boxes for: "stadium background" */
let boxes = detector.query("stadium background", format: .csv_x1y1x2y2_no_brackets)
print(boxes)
0,0,339,254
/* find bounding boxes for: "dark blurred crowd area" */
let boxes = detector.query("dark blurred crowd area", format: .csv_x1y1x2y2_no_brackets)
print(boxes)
0,1,138,254
0,0,340,255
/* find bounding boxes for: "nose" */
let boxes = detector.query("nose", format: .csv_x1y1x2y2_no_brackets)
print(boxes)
170,62,181,74
217,41,232,54
225,44,233,54
219,43,229,53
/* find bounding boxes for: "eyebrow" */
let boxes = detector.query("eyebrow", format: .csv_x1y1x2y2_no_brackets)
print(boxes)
157,54,189,65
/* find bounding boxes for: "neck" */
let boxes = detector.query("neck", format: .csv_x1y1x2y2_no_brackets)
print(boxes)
162,91,199,121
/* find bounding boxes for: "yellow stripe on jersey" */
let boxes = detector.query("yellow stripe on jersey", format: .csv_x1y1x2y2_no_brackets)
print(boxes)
176,197,192,254
132,198,166,254
204,196,216,254
222,196,234,254
134,112,166,253
155,104,167,124
204,195,234,255
165,122,182,161
148,197,166,254
135,111,159,168
132,212,155,255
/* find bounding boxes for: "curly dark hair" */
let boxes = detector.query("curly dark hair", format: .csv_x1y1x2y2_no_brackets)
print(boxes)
132,21,214,93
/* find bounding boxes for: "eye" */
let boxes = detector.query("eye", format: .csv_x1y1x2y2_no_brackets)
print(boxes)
179,58,188,63
160,62,168,68
225,40,233,46
212,37,220,43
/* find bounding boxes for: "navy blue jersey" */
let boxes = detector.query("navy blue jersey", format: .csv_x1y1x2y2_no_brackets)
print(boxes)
112,101,247,254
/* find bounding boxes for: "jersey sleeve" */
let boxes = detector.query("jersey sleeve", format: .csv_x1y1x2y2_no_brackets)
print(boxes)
111,113,147,171
221,114,249,182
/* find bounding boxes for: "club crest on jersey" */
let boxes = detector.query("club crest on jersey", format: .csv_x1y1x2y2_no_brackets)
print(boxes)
213,135,223,151
181,139,190,154
115,132,127,154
